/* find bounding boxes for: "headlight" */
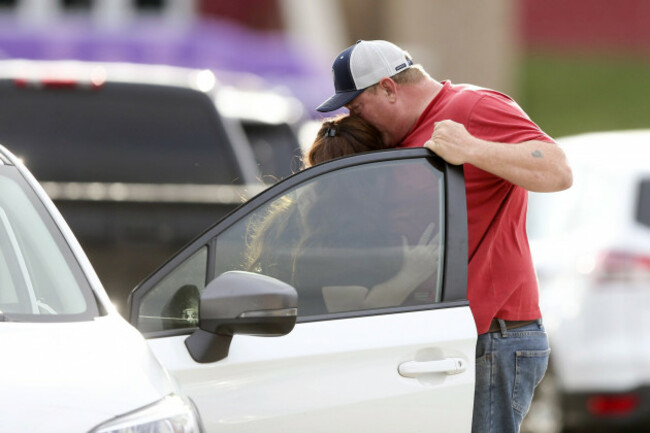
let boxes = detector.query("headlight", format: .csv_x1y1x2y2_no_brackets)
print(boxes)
90,394,203,433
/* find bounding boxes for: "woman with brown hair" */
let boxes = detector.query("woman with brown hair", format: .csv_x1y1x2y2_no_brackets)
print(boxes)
304,114,389,168
245,115,389,285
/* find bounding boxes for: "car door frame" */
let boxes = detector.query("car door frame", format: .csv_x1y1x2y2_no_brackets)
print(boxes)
128,147,467,333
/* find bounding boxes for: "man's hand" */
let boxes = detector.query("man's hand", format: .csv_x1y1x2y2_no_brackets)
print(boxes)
424,120,480,165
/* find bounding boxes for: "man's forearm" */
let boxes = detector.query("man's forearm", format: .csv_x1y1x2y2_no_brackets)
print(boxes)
468,139,573,192
425,120,573,193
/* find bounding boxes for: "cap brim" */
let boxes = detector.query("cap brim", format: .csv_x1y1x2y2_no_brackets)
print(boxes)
316,89,364,112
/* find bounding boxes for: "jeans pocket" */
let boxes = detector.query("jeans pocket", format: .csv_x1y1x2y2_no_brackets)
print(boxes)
512,348,550,418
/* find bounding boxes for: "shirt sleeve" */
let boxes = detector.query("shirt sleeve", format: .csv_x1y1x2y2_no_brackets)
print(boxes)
467,91,554,144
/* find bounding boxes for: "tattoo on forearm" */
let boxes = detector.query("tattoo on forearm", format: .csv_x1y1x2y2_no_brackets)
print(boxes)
531,150,543,158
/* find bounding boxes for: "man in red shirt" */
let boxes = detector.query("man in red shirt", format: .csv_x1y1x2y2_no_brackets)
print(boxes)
317,40,572,433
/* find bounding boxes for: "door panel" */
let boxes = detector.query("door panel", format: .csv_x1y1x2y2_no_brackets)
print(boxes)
146,307,476,433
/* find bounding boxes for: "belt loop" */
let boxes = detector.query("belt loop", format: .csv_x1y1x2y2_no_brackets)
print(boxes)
536,318,543,329
498,319,508,337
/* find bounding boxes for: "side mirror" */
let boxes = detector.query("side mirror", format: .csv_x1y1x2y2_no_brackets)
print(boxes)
185,271,297,363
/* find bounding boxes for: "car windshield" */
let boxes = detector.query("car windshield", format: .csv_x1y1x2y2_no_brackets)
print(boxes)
0,165,99,321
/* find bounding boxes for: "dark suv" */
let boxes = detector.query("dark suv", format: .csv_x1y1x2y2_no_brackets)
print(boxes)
0,60,303,314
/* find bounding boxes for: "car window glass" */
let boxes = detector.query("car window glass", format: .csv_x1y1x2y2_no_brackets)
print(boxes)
136,247,207,333
0,211,27,308
133,157,446,333
214,158,445,317
0,168,96,320
636,179,650,228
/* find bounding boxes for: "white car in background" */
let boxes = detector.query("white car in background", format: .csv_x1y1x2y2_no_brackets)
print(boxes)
527,130,650,432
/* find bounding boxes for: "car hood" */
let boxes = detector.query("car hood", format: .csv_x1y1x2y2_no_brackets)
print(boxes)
0,314,176,433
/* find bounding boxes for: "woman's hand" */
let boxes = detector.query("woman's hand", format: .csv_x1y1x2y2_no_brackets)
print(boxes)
322,223,441,312
361,223,440,308
395,222,439,288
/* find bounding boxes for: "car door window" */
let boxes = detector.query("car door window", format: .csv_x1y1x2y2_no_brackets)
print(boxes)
132,150,463,333
213,159,444,316
136,247,207,333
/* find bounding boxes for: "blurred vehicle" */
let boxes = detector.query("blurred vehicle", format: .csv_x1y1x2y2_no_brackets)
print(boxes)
213,73,307,181
0,59,305,314
0,144,203,433
527,130,650,432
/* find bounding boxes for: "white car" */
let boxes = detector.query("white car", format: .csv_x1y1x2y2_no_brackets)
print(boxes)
1,144,478,432
527,130,650,431
0,145,202,432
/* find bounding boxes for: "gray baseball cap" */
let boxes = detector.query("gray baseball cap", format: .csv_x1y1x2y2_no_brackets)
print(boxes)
316,40,413,112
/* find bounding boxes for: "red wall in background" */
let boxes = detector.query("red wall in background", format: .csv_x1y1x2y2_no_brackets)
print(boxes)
521,0,650,53
196,0,650,54
198,0,283,31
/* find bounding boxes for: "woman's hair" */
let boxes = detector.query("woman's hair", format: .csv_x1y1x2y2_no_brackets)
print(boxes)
245,115,390,283
244,193,300,278
305,115,387,168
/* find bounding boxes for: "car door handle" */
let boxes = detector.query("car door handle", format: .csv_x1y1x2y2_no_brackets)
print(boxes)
398,358,467,377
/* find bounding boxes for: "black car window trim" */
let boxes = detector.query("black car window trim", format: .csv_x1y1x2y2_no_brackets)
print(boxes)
129,148,468,331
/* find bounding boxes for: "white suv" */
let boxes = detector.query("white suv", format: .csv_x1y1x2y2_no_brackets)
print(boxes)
527,130,650,431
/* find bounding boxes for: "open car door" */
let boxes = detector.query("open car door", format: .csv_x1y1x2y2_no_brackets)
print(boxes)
129,148,477,432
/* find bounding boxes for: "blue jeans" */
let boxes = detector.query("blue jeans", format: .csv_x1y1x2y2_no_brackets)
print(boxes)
472,319,550,433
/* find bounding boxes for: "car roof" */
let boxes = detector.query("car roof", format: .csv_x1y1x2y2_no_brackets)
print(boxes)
558,129,650,173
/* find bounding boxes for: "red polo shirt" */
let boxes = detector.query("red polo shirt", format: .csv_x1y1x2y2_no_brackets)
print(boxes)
400,81,553,334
